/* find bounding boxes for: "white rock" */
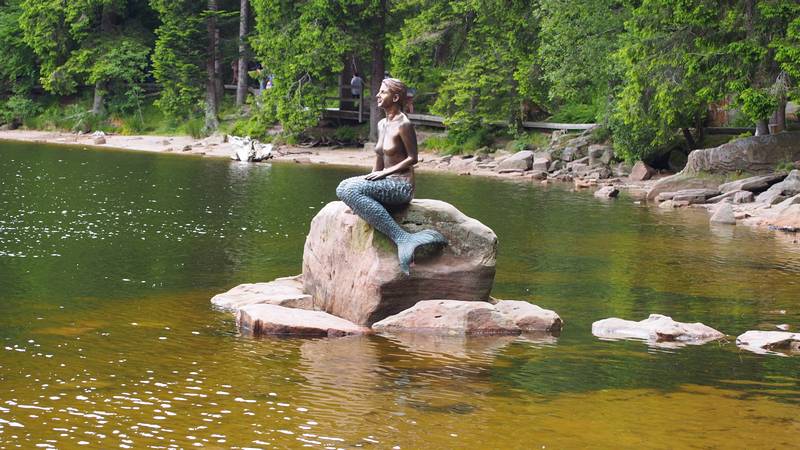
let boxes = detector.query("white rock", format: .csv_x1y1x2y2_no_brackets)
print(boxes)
592,314,724,345
211,275,312,312
736,330,800,355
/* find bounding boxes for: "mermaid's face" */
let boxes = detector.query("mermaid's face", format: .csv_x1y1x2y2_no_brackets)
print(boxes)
376,82,397,108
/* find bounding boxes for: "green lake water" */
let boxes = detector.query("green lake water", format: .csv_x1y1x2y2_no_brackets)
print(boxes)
1,141,798,449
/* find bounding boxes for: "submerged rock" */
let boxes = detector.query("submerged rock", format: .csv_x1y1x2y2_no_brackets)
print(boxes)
237,304,370,337
594,186,620,199
211,275,312,312
303,200,497,326
592,314,724,344
736,330,800,355
372,300,521,335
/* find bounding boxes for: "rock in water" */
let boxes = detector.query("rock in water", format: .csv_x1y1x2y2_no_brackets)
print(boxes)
736,330,800,355
238,304,370,337
592,314,724,345
710,202,736,225
303,200,497,326
211,275,312,312
493,300,563,332
372,300,520,335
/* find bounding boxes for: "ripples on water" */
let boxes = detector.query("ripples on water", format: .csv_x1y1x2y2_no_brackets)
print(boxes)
1,142,799,448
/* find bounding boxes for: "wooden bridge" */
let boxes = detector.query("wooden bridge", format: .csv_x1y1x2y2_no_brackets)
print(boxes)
321,107,597,131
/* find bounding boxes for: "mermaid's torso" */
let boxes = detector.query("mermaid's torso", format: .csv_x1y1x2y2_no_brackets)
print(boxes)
375,117,415,186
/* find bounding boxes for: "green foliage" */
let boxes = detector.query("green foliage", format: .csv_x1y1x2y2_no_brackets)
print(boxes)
180,116,206,139
537,0,627,106
150,0,205,118
0,95,40,125
0,1,38,95
549,104,597,123
737,87,778,123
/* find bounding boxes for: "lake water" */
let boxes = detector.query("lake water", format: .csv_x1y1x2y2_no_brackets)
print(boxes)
1,141,798,449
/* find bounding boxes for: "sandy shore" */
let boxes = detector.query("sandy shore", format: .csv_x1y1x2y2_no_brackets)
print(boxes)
0,129,401,169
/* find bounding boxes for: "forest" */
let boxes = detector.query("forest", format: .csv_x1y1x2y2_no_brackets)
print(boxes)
0,0,798,161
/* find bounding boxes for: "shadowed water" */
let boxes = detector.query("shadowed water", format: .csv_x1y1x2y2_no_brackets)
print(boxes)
1,141,798,449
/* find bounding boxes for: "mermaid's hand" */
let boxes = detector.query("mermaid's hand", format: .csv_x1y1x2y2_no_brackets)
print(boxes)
365,170,388,180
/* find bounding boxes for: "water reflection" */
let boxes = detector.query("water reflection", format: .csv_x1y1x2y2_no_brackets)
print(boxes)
1,142,799,448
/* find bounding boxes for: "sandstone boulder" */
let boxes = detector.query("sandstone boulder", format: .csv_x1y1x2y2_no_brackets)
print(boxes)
768,204,800,231
493,300,562,332
594,186,620,198
629,161,656,181
683,132,800,175
734,191,755,203
588,145,614,166
671,188,720,204
211,275,312,312
372,300,521,335
736,330,800,355
755,170,800,204
718,173,786,194
303,200,497,326
647,174,723,201
496,150,533,171
592,314,724,344
531,157,550,172
710,202,736,225
238,304,370,337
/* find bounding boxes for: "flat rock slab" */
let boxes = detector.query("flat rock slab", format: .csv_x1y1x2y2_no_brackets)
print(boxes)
372,300,521,335
736,330,800,355
671,189,720,204
238,304,370,337
211,275,312,312
493,300,563,332
303,200,497,326
592,314,724,345
719,173,786,194
496,150,533,171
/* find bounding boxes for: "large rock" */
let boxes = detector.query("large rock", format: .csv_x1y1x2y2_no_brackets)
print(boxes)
493,300,562,332
736,330,800,355
755,170,800,203
629,161,656,181
238,304,370,337
671,188,720,204
594,186,619,198
303,200,497,326
211,275,312,312
531,157,550,172
683,132,800,175
710,202,736,225
496,150,533,171
718,173,786,194
592,314,724,344
588,145,614,166
647,174,723,201
768,204,800,231
372,300,521,335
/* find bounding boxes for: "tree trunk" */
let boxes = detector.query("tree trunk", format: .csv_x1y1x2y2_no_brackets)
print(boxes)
92,5,114,116
340,54,355,111
771,97,787,133
681,128,696,149
755,119,769,136
368,0,387,142
214,27,223,103
236,0,249,107
92,81,105,116
205,0,219,132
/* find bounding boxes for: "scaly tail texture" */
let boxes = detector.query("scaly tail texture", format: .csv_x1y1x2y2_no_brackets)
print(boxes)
336,176,448,275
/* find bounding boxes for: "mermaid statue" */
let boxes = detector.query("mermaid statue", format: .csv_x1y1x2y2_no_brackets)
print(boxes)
336,78,447,275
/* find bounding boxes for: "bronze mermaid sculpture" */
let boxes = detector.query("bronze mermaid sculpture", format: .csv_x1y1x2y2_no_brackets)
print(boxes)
336,78,447,274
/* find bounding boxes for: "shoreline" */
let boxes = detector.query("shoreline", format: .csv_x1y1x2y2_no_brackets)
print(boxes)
2,129,797,242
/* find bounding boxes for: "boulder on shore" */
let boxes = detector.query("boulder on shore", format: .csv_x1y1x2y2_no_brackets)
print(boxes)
303,200,497,326
372,300,521,335
682,132,800,175
496,150,533,171
238,304,370,337
211,275,312,312
592,314,724,345
736,330,800,355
